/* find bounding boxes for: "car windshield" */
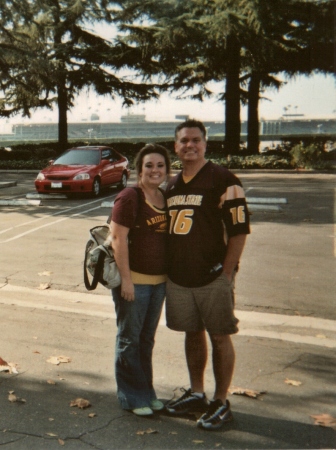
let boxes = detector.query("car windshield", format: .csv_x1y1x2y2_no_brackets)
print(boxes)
54,149,100,166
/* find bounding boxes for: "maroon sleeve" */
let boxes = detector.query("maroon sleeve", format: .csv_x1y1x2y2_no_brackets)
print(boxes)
111,188,139,228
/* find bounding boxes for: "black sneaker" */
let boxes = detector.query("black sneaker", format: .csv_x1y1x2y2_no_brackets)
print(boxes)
165,388,209,415
197,399,233,430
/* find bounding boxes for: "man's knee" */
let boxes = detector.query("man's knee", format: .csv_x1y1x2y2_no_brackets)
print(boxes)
209,333,233,350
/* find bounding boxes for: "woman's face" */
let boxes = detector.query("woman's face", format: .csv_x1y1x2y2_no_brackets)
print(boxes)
140,153,167,187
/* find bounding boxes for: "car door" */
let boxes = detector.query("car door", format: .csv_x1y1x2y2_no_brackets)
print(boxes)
109,149,124,183
100,148,115,186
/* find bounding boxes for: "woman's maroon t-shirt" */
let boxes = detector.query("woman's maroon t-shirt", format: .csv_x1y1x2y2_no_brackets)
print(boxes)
111,187,167,275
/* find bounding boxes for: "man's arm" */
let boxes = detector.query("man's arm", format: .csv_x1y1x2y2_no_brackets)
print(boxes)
222,234,247,281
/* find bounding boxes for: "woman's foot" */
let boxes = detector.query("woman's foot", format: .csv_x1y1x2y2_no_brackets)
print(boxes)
132,407,153,416
150,399,165,411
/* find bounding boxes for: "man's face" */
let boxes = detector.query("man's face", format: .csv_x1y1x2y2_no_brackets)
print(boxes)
175,127,206,163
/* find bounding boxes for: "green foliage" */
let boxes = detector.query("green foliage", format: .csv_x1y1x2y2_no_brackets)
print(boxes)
158,153,292,170
225,155,292,170
289,142,324,169
0,0,158,146
0,159,49,170
0,141,333,171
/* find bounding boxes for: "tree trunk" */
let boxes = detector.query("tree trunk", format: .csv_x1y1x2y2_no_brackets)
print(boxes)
57,76,68,148
224,34,241,154
247,72,260,154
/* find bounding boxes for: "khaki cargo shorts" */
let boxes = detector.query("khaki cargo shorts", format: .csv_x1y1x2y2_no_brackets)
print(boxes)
166,273,239,335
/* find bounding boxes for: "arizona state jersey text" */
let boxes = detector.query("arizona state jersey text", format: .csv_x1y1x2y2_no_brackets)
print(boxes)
166,161,250,287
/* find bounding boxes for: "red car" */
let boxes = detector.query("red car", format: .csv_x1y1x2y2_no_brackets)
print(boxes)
35,146,130,197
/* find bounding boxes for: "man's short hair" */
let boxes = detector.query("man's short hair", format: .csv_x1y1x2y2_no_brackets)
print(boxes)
175,119,207,140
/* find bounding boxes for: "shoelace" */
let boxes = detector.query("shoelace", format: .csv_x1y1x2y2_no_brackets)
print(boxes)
204,401,226,418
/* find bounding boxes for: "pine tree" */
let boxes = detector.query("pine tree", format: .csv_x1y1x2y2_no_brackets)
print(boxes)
0,0,158,147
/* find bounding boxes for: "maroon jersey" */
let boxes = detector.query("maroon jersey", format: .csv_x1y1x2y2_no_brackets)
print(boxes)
166,161,250,287
112,187,167,275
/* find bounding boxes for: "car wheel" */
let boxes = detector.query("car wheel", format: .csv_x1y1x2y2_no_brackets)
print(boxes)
118,172,127,190
92,177,101,197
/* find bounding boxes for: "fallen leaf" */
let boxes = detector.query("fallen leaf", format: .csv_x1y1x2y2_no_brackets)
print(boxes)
33,351,40,354
8,394,17,402
145,428,158,434
7,363,19,374
69,398,91,409
136,428,158,435
315,334,326,339
47,357,61,365
38,282,51,290
48,418,54,422
169,431,178,435
46,432,58,437
47,380,56,385
192,440,204,444
8,393,26,403
58,439,65,446
88,412,97,418
38,271,52,276
228,386,266,398
285,378,302,386
57,356,71,363
0,361,18,374
310,414,336,429
47,356,71,365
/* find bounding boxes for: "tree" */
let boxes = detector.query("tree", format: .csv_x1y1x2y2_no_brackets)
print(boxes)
111,0,261,153
0,1,50,117
112,0,335,154
239,0,336,153
0,0,158,147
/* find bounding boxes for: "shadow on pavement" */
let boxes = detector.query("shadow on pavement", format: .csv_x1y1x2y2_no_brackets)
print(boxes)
1,371,335,449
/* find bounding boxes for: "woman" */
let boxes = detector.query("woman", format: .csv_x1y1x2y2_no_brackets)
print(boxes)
110,143,170,416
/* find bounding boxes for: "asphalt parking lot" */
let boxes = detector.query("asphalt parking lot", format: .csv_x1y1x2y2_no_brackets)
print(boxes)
0,170,335,449
0,170,335,320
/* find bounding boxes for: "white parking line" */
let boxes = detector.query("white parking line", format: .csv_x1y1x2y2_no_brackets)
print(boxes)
0,196,117,244
0,196,116,236
0,206,102,244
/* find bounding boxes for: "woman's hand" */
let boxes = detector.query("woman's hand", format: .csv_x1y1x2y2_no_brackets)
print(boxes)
110,221,134,301
121,279,135,302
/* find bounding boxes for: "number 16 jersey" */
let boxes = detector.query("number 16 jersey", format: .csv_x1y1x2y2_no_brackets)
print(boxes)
166,161,250,288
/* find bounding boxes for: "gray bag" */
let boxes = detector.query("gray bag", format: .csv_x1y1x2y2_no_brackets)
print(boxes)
84,225,121,291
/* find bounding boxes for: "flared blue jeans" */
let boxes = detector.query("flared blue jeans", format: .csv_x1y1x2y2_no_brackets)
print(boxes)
112,283,165,410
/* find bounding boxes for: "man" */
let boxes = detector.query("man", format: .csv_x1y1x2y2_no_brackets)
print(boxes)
165,119,250,430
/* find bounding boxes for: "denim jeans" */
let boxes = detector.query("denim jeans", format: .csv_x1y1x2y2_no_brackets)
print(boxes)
112,283,166,410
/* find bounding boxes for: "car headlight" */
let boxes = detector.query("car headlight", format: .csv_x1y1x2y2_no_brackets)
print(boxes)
73,173,90,180
36,172,45,181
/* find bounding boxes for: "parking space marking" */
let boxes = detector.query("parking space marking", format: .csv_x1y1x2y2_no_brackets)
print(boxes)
0,193,118,243
0,196,116,236
0,205,102,244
